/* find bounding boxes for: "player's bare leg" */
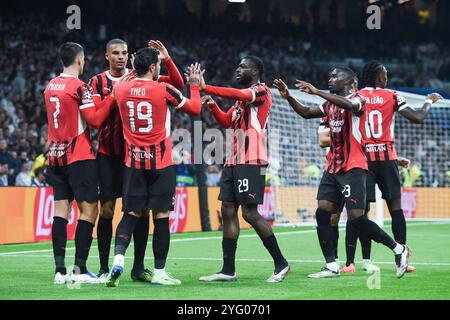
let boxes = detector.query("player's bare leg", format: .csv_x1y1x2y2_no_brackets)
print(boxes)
308,200,341,278
242,204,290,282
199,201,239,282
52,200,72,284
150,211,180,285
387,198,414,272
346,209,409,278
97,199,115,277
107,210,144,287
69,201,101,284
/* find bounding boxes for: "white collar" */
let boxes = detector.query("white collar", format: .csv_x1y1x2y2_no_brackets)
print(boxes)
105,68,129,81
132,77,153,82
59,73,77,78
361,87,383,90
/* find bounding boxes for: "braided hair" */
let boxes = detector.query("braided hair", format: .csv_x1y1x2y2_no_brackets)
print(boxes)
360,61,384,88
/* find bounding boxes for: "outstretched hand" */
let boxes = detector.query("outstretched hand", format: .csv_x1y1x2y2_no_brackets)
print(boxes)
397,156,410,169
148,40,170,61
186,62,203,86
185,63,205,87
273,79,290,99
201,95,215,107
426,93,443,104
295,80,318,95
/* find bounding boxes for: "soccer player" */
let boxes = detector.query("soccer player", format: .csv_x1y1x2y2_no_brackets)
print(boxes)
44,42,116,284
274,67,410,279
89,39,184,282
197,56,290,283
320,61,442,273
105,48,202,287
318,105,379,274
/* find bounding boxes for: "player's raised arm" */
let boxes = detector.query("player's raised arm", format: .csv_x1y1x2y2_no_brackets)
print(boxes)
167,62,202,116
397,92,442,124
202,95,233,128
273,79,324,119
296,80,364,115
202,84,255,102
79,84,115,128
149,40,184,90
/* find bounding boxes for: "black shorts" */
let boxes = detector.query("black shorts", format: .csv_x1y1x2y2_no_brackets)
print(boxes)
317,168,367,210
97,153,124,200
366,160,402,202
47,160,99,202
218,165,266,205
122,165,176,213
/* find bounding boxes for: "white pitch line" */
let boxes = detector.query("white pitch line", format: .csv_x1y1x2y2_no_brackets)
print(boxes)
0,229,317,256
1,254,449,266
0,221,448,256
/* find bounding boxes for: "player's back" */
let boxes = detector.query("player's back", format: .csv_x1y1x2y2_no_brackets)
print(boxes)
358,87,400,161
44,74,95,166
114,78,177,170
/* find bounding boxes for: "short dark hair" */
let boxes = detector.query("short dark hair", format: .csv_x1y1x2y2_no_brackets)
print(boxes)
106,38,127,52
134,48,159,77
59,42,84,67
244,56,265,79
336,67,358,85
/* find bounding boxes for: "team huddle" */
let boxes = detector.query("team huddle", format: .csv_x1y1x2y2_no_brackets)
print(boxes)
44,38,441,286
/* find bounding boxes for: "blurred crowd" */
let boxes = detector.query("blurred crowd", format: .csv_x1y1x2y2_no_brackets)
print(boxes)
1,10,449,187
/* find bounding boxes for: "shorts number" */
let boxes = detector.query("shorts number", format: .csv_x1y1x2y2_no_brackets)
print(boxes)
342,185,351,198
127,101,153,133
50,97,60,129
365,110,383,139
238,179,249,193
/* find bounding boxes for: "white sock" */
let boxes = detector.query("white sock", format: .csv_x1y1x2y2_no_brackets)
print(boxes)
393,243,404,255
363,259,371,264
113,254,125,268
154,268,166,277
326,262,338,272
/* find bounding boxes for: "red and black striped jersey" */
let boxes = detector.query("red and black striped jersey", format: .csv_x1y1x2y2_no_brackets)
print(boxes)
206,82,270,167
114,78,201,170
318,116,332,162
357,87,410,162
44,74,96,166
90,58,185,156
319,94,367,174
89,69,130,156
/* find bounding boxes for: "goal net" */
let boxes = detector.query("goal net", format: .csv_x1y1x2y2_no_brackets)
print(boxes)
268,89,450,226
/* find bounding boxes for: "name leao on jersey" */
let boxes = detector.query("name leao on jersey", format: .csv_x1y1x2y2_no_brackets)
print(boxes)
131,88,146,96
362,96,384,104
47,83,66,91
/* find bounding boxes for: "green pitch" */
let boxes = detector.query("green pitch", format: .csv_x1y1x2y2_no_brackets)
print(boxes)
0,221,449,300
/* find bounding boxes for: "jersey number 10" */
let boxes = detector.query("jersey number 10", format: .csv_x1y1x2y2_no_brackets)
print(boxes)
127,101,153,133
365,110,383,139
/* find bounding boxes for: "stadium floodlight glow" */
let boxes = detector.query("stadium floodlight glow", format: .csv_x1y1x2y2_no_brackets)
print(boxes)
229,0,246,3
